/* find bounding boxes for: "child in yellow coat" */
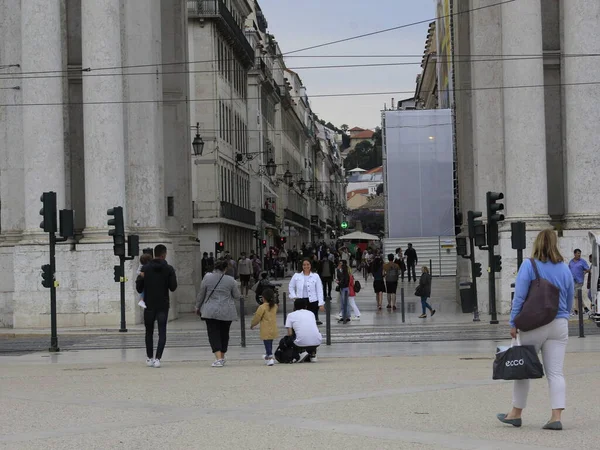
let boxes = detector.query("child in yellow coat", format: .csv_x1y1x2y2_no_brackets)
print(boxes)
250,288,279,366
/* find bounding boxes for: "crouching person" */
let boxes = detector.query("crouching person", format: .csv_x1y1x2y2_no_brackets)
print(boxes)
284,298,323,363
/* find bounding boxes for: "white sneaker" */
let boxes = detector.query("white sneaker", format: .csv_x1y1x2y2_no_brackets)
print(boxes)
211,359,224,367
311,355,318,362
297,351,309,363
152,359,161,368
146,358,154,367
352,316,360,321
267,358,275,366
337,314,342,319
138,300,147,309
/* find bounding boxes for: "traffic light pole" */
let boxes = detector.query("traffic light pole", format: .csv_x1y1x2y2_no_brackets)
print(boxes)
119,255,127,332
468,236,480,322
488,240,499,324
49,231,59,352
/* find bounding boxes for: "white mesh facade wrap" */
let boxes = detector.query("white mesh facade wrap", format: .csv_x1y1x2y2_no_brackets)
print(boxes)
384,109,454,239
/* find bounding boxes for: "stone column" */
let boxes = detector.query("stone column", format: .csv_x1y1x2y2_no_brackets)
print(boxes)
123,0,166,233
81,0,126,235
562,0,600,231
501,0,549,223
21,0,66,232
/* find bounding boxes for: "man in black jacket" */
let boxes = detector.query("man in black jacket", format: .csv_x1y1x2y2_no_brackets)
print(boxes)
404,243,418,282
136,244,177,368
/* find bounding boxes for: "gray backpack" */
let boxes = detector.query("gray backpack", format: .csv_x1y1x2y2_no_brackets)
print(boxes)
386,264,399,282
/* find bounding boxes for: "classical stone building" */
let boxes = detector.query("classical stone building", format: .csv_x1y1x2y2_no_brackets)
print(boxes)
453,0,600,313
0,0,200,328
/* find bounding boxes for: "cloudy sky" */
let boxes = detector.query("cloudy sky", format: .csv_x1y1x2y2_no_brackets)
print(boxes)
259,0,434,130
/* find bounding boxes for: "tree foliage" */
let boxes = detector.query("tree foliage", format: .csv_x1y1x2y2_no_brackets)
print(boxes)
343,140,382,171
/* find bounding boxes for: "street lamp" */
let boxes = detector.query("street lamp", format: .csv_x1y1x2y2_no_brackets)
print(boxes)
284,169,293,186
298,178,306,193
192,122,204,156
307,184,315,198
265,158,277,177
317,191,324,202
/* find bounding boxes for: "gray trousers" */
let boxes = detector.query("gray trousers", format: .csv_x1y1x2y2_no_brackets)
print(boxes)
513,318,568,410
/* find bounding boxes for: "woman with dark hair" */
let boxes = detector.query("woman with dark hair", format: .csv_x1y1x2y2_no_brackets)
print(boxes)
195,259,241,367
289,258,325,324
372,255,385,310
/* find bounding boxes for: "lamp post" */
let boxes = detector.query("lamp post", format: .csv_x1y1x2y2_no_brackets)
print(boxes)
284,169,293,186
265,158,276,177
298,178,306,194
192,122,204,156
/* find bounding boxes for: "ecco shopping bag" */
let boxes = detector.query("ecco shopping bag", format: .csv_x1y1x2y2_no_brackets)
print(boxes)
492,337,544,381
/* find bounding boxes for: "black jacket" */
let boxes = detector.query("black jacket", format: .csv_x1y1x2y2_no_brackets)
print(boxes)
404,247,418,264
418,273,432,297
136,259,177,310
337,268,350,289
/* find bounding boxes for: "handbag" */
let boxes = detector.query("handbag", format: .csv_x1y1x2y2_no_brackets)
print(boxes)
493,335,544,380
513,258,560,331
414,285,424,297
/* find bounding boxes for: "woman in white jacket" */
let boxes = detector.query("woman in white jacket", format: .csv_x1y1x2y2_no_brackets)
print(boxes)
289,258,325,324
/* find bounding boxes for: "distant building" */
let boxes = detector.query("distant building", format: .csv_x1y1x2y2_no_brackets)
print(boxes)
346,167,383,205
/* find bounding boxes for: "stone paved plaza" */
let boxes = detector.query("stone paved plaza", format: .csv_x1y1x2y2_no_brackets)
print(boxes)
1,336,600,449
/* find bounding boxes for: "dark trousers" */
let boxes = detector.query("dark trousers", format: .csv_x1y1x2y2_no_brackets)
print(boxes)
205,319,232,354
321,277,332,298
292,343,319,361
305,299,320,322
144,308,169,360
407,263,417,281
263,339,273,356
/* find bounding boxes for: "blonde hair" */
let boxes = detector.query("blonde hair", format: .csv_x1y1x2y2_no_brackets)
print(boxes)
422,266,429,274
531,229,564,263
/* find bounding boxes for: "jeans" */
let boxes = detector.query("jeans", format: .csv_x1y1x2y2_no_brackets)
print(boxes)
205,319,232,354
340,287,350,320
306,299,320,322
321,277,332,298
144,309,169,360
263,339,273,357
407,263,417,281
420,296,433,315
513,319,568,410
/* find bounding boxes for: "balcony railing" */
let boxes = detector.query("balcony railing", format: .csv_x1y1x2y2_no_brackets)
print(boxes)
261,208,277,226
284,208,310,229
221,201,256,226
258,57,273,81
187,0,254,66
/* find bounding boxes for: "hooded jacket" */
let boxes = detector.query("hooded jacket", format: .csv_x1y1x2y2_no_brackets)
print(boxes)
136,259,177,310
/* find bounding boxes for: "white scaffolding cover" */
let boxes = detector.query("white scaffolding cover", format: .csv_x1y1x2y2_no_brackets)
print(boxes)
384,109,454,238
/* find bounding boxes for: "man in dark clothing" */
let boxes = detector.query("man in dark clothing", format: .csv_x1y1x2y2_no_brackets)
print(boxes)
318,252,335,299
404,243,418,282
201,252,209,278
136,244,177,368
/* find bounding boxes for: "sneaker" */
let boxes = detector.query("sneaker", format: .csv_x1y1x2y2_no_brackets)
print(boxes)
221,357,227,366
146,358,154,367
431,310,436,317
267,358,275,366
337,319,344,323
352,316,360,321
386,305,392,309
297,351,309,363
211,359,224,367
337,314,342,319
152,359,161,368
316,321,323,325
418,314,427,318
311,355,318,362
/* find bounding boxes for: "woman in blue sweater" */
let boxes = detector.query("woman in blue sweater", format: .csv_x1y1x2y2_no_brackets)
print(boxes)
497,229,574,431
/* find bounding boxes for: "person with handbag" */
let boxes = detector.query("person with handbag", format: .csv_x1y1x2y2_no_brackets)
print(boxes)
496,229,574,431
416,266,435,318
195,259,241,367
288,258,325,325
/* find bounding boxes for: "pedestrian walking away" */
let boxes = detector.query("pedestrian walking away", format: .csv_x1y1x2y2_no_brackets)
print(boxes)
416,266,435,318
497,229,574,431
318,251,335,299
195,259,241,367
238,252,253,297
405,243,418,282
289,258,325,325
394,247,406,282
135,244,178,368
250,288,279,366
336,260,351,323
383,254,400,310
371,255,385,310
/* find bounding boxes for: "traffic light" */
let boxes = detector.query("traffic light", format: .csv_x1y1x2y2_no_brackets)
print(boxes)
59,209,74,238
456,237,468,257
280,237,287,244
40,192,57,233
107,207,125,256
341,221,348,229
467,211,483,240
253,231,259,240
113,265,121,283
494,255,502,272
128,234,140,257
41,264,53,288
474,262,483,278
215,241,224,255
261,239,267,248
474,224,486,248
511,221,526,250
486,192,505,246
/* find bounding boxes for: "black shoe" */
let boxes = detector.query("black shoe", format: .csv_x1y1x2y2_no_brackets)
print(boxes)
317,321,323,325
337,319,344,323
430,310,436,317
386,305,392,309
